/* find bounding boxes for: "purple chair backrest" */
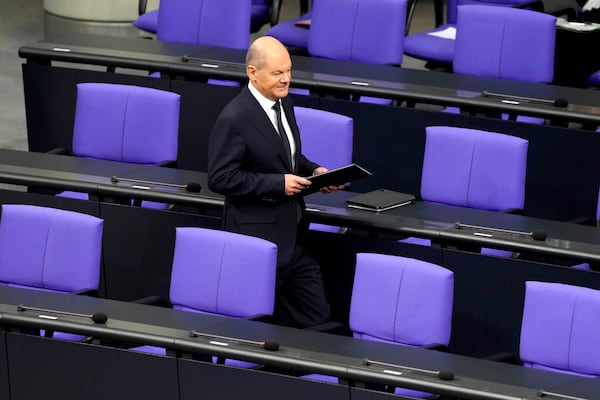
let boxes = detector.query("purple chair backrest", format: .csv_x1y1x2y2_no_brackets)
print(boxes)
157,0,251,50
520,281,600,377
350,253,454,347
421,126,528,211
294,106,354,170
0,204,103,293
72,83,180,164
169,227,277,318
453,5,556,83
308,0,407,65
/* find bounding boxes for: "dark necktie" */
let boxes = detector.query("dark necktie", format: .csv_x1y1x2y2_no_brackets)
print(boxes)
272,101,293,170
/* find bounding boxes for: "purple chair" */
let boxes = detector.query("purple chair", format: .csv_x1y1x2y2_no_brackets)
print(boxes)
280,0,407,104
0,204,104,340
134,0,279,35
404,0,552,70
404,0,459,68
134,227,278,367
453,6,556,83
445,5,556,124
295,106,354,233
519,281,600,377
156,0,250,49
304,253,454,398
153,0,253,86
400,126,528,257
265,11,312,54
57,83,180,209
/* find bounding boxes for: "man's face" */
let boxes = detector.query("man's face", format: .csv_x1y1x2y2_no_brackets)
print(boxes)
248,50,292,101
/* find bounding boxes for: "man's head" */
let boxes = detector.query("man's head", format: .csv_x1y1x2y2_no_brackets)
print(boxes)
246,36,292,101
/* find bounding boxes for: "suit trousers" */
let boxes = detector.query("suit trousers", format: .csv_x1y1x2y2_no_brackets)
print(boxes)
272,231,331,328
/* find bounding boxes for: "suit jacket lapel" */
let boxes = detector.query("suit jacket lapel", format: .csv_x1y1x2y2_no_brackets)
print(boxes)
241,88,294,172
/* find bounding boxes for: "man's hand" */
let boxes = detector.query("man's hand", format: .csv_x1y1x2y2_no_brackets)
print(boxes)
313,167,346,194
284,174,312,195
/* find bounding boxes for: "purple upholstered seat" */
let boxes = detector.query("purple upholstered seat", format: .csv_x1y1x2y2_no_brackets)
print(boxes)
453,6,556,83
0,204,104,341
404,0,458,66
156,0,252,87
295,106,353,233
169,227,277,318
420,127,528,210
265,11,312,52
307,0,406,66
156,0,251,50
400,126,528,257
133,9,158,33
444,5,556,124
278,0,407,104
404,0,550,68
134,0,274,35
134,227,278,367
0,204,103,292
520,281,600,377
58,82,180,209
304,253,454,398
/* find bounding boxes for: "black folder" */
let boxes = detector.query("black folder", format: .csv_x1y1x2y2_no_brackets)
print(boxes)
303,163,372,195
346,189,415,212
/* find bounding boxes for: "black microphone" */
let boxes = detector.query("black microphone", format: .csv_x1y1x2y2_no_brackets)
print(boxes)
482,90,569,108
455,222,547,241
189,330,279,351
17,304,108,324
362,358,455,381
110,176,202,193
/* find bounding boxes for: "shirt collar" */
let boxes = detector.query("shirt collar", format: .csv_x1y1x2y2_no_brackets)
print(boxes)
248,82,279,114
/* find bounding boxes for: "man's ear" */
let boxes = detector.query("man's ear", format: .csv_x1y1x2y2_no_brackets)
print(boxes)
246,65,256,81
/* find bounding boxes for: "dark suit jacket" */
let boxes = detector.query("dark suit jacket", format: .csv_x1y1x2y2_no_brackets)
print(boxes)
208,86,319,266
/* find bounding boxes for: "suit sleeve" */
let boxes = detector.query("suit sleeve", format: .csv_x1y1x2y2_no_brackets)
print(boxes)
208,106,285,199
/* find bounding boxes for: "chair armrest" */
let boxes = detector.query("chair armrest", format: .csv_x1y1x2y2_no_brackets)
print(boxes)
130,295,170,307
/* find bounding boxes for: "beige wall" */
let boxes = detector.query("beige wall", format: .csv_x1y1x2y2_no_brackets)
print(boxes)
43,0,160,22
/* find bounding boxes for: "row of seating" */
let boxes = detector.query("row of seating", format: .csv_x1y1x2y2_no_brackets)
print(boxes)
2,203,599,393
130,0,572,95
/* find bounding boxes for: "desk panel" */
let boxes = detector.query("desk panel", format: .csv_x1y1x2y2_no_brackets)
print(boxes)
99,202,222,301
6,332,180,400
21,60,600,221
442,249,600,357
0,332,8,400
1,286,597,400
22,63,171,154
178,359,348,400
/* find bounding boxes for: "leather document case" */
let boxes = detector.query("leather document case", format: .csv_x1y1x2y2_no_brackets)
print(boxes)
346,189,415,212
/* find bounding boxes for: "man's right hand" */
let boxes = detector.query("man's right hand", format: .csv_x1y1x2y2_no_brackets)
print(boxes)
284,174,312,195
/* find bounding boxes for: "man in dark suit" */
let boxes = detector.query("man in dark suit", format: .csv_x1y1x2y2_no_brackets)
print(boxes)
208,36,342,328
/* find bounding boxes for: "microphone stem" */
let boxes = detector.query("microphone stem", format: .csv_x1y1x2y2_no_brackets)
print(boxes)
18,304,89,318
538,390,589,400
455,222,531,236
190,330,263,346
112,176,186,189
364,358,437,375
